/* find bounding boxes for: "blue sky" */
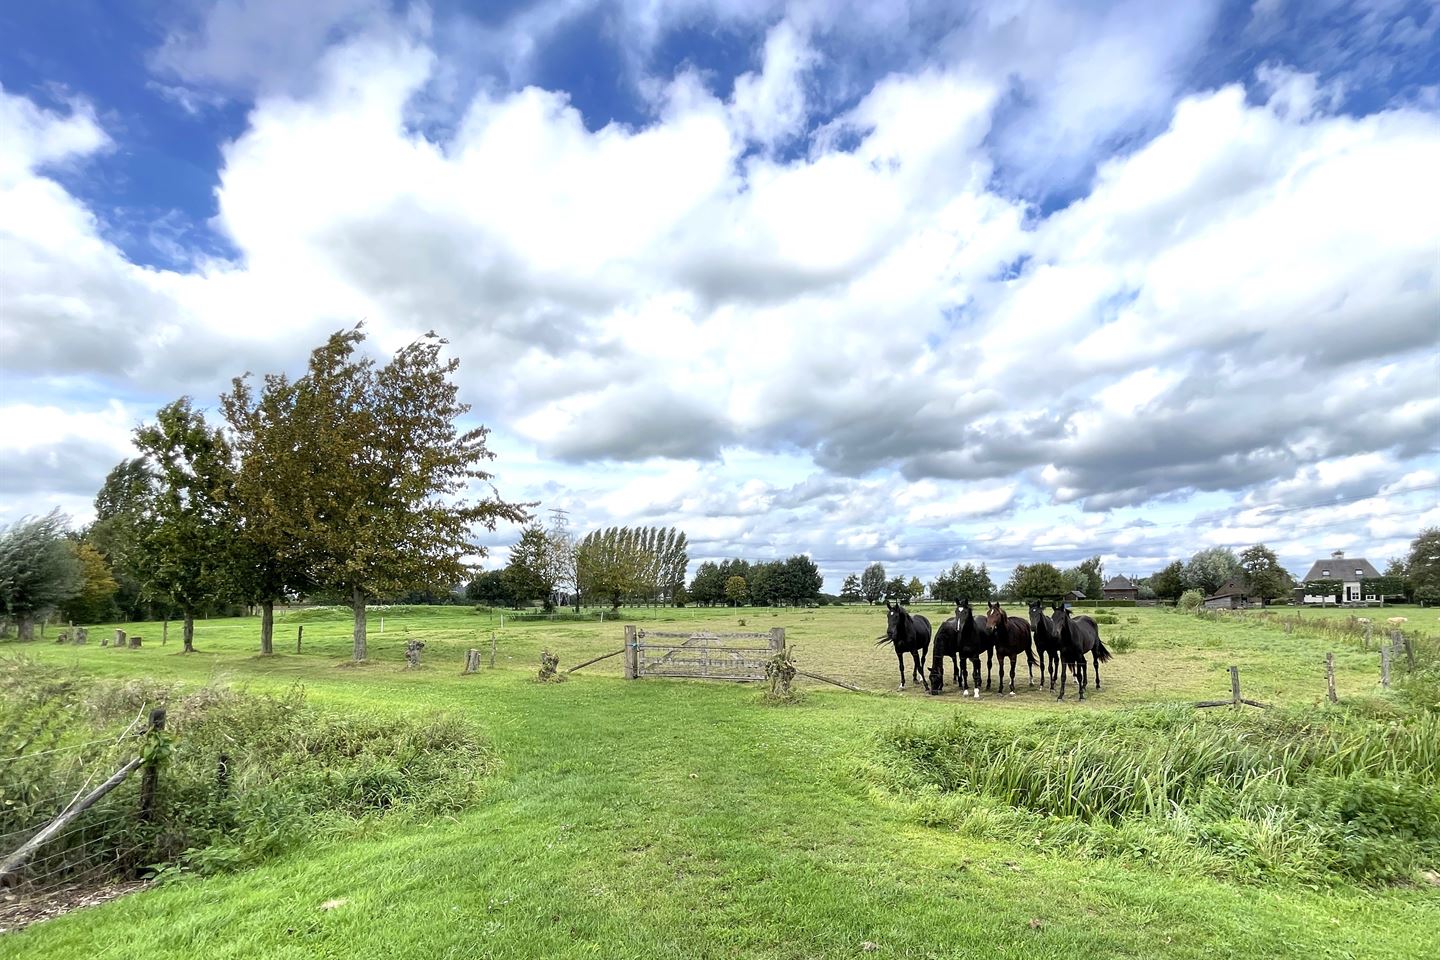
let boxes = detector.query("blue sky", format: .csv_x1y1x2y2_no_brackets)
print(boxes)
1,0,1437,590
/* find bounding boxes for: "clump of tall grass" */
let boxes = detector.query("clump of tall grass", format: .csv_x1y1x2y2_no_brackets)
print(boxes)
0,659,497,888
872,704,1439,884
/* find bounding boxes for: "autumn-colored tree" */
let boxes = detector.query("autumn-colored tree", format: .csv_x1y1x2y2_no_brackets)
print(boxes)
266,327,528,661
60,541,119,625
132,399,238,654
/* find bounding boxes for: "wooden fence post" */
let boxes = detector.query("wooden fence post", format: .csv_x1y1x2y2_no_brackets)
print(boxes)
1229,665,1241,707
297,624,303,653
624,625,638,680
489,631,497,668
139,707,166,823
1380,645,1391,690
1403,633,1415,671
1325,652,1337,703
162,618,168,646
770,627,786,656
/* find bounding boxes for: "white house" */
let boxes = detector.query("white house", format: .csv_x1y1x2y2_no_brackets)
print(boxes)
1297,550,1382,604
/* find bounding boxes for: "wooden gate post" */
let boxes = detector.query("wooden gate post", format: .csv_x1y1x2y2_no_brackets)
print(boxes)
1325,652,1337,703
624,625,638,680
139,707,166,822
1229,665,1241,707
769,627,786,656
1380,645,1391,689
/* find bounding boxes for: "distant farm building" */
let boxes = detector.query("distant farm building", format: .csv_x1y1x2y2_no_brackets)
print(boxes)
1296,550,1382,604
1101,575,1139,601
1204,578,1253,609
1065,588,1086,601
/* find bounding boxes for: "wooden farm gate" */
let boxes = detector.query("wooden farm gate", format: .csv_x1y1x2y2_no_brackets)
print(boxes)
623,626,784,682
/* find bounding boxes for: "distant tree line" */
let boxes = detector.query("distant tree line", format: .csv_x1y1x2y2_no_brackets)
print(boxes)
687,555,823,607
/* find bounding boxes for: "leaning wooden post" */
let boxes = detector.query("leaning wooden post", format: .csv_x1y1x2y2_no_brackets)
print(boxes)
1380,645,1391,690
139,707,166,823
624,625,638,680
1325,652,1338,703
1229,665,1241,708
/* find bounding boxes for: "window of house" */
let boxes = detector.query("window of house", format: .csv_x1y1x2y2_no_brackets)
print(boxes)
1355,569,1363,577
1322,569,1330,576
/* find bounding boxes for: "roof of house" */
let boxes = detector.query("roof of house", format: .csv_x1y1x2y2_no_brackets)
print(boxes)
1302,557,1381,580
1065,589,1086,599
1208,577,1250,599
1102,575,1134,590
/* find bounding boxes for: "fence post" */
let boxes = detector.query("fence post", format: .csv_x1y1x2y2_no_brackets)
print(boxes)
490,631,497,668
1403,633,1415,671
1381,645,1391,690
624,625,638,680
163,618,168,646
464,649,480,674
770,627,786,656
1325,652,1337,703
1229,665,1241,707
297,624,303,653
139,707,166,823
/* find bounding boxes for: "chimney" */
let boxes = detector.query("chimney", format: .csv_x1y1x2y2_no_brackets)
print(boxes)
1331,549,1345,559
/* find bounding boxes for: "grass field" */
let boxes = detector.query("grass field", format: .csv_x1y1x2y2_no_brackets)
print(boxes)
2,603,1437,959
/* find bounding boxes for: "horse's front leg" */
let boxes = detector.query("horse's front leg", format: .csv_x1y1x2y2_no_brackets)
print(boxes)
1008,654,1017,695
1057,657,1068,700
1078,659,1088,701
970,655,982,699
912,650,925,686
896,650,906,691
951,653,960,686
985,649,993,691
1049,652,1059,690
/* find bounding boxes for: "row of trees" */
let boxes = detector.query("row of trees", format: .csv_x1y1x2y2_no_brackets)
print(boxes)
688,555,824,607
1,326,526,659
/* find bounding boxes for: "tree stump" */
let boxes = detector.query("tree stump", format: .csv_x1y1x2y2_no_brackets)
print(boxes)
75,627,87,645
464,648,481,674
129,636,142,649
114,629,127,647
537,650,562,682
405,639,426,669
101,637,110,647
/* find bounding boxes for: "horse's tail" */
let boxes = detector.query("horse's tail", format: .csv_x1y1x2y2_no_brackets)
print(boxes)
874,636,893,647
1093,637,1113,663
1024,643,1037,668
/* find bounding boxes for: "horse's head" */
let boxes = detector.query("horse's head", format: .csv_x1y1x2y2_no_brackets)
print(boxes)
884,599,906,643
986,602,1007,631
926,664,944,695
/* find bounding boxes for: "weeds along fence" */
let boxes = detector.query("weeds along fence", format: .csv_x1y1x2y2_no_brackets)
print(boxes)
0,708,163,904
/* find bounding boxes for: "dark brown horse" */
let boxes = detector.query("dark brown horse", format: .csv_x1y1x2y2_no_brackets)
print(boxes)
1054,604,1113,701
1027,600,1062,690
947,599,995,698
877,600,931,690
984,602,1036,695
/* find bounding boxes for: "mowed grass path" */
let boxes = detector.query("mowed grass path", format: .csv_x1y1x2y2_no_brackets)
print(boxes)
4,606,1437,959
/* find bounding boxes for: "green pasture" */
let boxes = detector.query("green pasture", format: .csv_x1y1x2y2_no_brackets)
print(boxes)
2,604,1437,959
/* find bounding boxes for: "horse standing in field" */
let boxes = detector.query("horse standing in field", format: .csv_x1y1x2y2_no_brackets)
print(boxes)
877,600,931,691
943,599,995,698
926,608,965,695
1028,600,1062,690
1054,604,1113,702
984,602,1037,695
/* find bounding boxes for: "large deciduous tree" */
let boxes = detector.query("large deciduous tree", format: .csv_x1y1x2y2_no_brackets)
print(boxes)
132,399,238,654
87,458,158,621
59,541,119,625
1239,544,1290,601
1150,560,1185,600
271,327,527,660
1408,528,1440,605
1182,547,1243,596
860,562,887,604
1003,562,1066,600
0,510,82,640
